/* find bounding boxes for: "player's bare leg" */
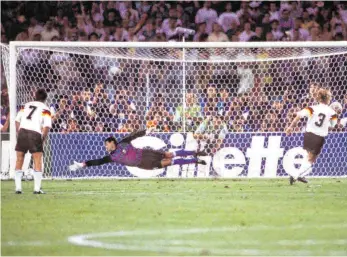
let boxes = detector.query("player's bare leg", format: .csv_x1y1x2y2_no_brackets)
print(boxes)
297,152,318,184
164,152,174,158
161,159,173,168
291,151,318,185
32,152,45,194
15,151,25,193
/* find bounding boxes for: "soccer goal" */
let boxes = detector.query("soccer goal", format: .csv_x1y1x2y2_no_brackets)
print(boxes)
2,41,347,179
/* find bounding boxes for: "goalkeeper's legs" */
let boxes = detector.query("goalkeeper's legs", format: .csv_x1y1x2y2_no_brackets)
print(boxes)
15,151,25,193
32,152,44,194
164,150,207,159
161,158,206,168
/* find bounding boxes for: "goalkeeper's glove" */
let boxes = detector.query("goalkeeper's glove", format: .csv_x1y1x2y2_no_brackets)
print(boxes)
69,161,85,171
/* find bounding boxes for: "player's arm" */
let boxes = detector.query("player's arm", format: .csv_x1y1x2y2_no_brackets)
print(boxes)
285,107,312,135
69,156,112,171
42,109,52,143
15,105,24,134
119,127,155,144
330,114,338,128
42,127,50,143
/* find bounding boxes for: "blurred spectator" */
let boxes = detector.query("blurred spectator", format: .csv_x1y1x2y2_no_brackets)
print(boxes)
239,22,256,41
279,8,294,32
195,1,218,34
64,119,80,133
321,23,333,40
231,115,245,132
146,111,170,132
288,17,309,41
15,29,29,41
51,97,72,132
208,22,228,42
269,2,280,21
217,88,232,116
28,17,43,40
260,110,278,132
161,7,182,34
218,2,240,33
109,89,136,129
138,19,156,41
270,19,284,40
163,16,178,40
94,121,105,132
41,20,60,41
89,32,99,41
201,85,219,116
290,1,303,19
193,22,207,41
103,8,121,31
174,91,202,131
120,1,139,28
111,25,129,41
194,114,228,154
146,93,172,123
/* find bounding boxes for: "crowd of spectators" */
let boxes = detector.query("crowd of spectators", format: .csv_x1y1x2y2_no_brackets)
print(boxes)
2,1,347,43
1,1,347,134
2,47,345,134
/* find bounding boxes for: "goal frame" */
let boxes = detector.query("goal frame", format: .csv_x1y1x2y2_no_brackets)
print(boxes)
8,41,347,178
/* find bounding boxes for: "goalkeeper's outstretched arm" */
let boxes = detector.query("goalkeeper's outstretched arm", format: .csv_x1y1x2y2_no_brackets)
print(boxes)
69,156,112,171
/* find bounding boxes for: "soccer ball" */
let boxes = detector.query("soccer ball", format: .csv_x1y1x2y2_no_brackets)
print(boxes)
23,168,34,181
109,66,121,75
330,102,342,113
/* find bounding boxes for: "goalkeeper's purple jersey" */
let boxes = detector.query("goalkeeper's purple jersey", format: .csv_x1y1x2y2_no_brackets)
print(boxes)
109,143,143,167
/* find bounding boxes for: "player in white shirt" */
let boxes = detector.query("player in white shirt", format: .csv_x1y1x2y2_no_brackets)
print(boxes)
14,89,52,194
285,89,337,184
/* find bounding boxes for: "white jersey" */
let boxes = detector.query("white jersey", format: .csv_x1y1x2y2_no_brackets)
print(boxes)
297,103,337,137
15,101,52,134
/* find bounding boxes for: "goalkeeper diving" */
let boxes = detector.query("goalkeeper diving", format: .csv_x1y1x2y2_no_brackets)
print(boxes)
69,128,207,172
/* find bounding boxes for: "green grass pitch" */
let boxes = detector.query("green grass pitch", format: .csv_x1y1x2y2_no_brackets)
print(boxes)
1,179,347,256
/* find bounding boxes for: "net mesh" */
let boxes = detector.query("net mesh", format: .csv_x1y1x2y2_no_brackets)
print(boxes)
2,44,347,178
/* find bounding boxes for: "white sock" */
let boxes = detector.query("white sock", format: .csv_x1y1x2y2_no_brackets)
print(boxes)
15,170,23,191
301,167,312,177
33,171,43,192
295,159,312,179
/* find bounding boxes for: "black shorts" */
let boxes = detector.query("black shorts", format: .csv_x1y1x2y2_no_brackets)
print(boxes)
303,132,325,156
138,149,165,170
15,128,43,153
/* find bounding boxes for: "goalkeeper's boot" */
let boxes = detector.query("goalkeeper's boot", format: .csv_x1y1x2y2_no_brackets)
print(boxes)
197,159,207,165
15,191,22,194
297,177,308,184
34,189,46,194
289,176,296,185
195,150,208,157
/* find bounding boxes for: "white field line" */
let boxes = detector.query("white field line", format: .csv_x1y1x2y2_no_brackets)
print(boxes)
68,224,347,255
48,190,347,196
118,238,347,247
3,241,50,246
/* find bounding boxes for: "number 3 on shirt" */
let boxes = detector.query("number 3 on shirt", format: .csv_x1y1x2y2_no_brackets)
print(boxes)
26,105,37,120
315,113,326,127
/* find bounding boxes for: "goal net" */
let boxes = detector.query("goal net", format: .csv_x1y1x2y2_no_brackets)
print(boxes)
3,42,347,179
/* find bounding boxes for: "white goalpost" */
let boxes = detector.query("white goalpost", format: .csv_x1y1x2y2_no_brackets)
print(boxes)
1,41,347,179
